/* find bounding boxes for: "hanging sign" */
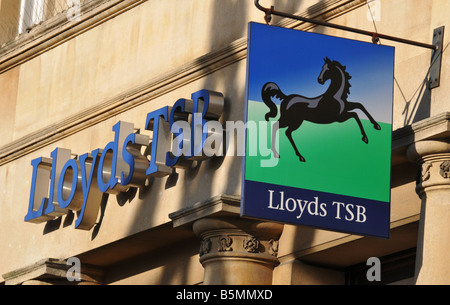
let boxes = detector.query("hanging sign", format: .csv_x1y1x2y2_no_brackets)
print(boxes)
241,22,394,238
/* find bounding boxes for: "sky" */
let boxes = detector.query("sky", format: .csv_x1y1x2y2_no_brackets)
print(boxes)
246,22,395,124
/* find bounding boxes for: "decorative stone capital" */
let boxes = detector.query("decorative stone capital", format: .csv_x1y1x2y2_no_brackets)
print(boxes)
406,139,450,197
169,195,284,284
192,217,283,285
193,218,283,263
406,138,450,284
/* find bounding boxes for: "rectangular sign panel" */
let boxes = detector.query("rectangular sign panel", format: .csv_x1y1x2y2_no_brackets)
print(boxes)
242,22,394,238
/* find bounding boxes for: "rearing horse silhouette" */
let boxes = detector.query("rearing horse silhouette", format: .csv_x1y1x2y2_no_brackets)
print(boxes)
263,57,381,162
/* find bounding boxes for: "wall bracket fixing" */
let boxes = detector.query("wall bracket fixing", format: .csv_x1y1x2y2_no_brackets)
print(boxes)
429,26,445,89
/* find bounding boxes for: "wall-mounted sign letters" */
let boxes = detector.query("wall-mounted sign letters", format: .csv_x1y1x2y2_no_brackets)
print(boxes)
242,23,394,238
25,89,224,230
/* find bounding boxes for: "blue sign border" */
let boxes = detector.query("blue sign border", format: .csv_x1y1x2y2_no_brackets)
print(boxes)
242,22,394,238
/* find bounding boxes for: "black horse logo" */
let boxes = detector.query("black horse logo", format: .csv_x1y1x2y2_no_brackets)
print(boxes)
262,57,381,162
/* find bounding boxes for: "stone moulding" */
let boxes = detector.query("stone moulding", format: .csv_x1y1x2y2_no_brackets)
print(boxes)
169,194,241,228
392,112,450,165
0,0,366,166
2,258,103,285
169,194,284,263
0,0,145,73
0,38,248,166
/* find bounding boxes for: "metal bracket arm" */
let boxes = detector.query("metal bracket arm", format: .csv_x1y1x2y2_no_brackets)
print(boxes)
254,0,438,51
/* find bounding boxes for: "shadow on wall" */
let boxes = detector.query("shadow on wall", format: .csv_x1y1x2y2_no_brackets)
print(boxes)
105,0,450,285
103,238,201,285
401,40,450,126
114,0,317,285
42,0,320,284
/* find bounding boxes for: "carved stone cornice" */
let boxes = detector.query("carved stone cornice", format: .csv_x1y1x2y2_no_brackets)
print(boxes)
169,195,241,228
392,112,450,165
0,0,145,73
2,258,103,285
169,194,282,261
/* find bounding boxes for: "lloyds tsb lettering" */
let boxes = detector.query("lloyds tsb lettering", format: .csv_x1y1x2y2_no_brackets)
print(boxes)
25,89,224,230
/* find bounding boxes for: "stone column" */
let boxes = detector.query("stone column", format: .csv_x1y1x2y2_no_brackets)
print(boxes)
193,217,283,285
407,139,450,284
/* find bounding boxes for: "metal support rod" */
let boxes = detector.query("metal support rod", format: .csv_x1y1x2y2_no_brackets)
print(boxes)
254,0,438,51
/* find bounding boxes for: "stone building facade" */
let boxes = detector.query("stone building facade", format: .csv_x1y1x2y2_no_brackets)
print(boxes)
0,0,449,285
